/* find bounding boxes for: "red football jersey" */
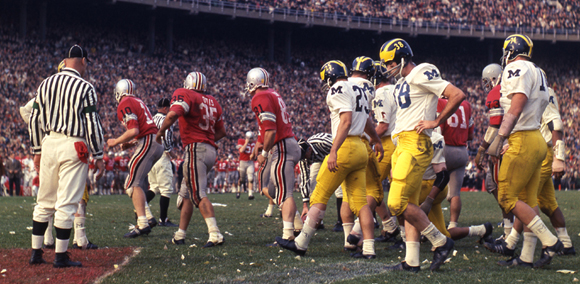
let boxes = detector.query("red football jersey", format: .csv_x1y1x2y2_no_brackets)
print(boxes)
117,96,158,139
251,88,294,145
115,156,129,172
170,88,224,148
485,85,503,127
104,156,116,171
217,161,228,172
437,98,473,147
227,160,238,172
237,138,255,161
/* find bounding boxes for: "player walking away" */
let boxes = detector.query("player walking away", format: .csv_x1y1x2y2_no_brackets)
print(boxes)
380,38,466,271
102,151,116,195
214,157,227,193
107,79,163,238
226,155,238,193
157,71,226,248
436,96,473,230
245,67,302,244
371,61,401,244
237,131,256,200
476,63,516,242
277,61,384,259
484,34,563,268
28,45,105,267
147,98,178,227
116,151,130,194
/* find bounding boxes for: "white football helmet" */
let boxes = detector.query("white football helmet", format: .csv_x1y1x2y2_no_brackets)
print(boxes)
246,68,270,93
184,72,207,92
481,63,502,93
115,79,136,102
245,131,254,139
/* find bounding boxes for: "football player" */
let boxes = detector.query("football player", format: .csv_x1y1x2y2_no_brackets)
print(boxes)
156,71,226,248
380,38,466,271
277,61,383,259
108,79,164,238
237,131,256,200
485,34,563,268
246,67,302,243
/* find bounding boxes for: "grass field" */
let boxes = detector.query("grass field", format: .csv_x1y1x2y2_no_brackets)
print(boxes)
1,191,579,283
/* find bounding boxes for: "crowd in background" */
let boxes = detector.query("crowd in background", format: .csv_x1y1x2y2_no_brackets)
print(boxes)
2,14,580,196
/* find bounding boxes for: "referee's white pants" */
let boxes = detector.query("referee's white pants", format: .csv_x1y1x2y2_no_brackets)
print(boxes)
33,133,88,229
148,152,174,198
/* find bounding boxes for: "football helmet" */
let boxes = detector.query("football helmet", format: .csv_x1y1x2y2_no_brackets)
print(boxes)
115,79,136,103
379,38,413,80
320,60,348,89
371,61,389,87
246,68,270,93
184,72,207,93
501,34,533,67
351,56,375,79
481,63,503,93
245,131,254,139
57,60,65,73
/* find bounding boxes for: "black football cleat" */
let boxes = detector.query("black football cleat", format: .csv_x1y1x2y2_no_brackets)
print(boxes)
148,218,158,228
275,236,306,256
172,238,185,245
479,222,494,244
260,213,272,218
29,249,47,265
53,252,82,268
384,261,420,273
430,237,454,271
350,252,376,259
72,241,98,249
202,239,224,248
483,239,515,256
347,234,361,247
389,239,406,250
498,257,533,268
559,246,576,256
248,195,255,200
534,240,563,268
236,192,240,199
43,243,55,249
332,221,343,232
375,228,400,243
124,226,152,238
159,219,178,227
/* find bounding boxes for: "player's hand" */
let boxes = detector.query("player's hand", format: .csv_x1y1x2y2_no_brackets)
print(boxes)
95,159,105,181
474,146,486,170
372,139,384,162
488,135,506,158
106,138,117,148
415,120,438,134
327,151,338,172
257,154,266,166
419,196,435,215
552,159,565,180
33,154,41,173
301,203,309,221
120,141,137,150
155,130,165,145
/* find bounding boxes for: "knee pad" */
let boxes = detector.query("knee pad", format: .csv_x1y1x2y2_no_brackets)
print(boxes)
176,195,183,210
126,187,134,198
247,174,254,184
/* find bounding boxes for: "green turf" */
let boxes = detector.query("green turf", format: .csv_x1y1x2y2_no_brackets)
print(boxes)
1,191,579,283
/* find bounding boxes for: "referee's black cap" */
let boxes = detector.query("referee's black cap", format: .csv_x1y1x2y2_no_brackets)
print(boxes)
158,98,171,108
67,44,91,62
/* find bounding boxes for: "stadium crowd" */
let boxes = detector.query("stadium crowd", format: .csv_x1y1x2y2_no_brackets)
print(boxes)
1,18,580,196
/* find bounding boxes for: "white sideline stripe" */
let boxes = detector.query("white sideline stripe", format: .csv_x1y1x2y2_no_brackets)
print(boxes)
94,247,142,284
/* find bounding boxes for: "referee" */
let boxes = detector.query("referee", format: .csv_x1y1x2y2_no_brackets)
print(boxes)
28,45,105,268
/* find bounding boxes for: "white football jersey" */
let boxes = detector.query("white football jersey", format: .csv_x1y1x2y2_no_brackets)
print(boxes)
326,80,369,139
373,84,397,137
423,132,446,180
500,60,549,133
540,87,562,144
349,76,375,141
392,63,450,137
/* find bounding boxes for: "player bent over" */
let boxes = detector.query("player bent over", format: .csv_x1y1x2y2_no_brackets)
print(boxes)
157,72,225,248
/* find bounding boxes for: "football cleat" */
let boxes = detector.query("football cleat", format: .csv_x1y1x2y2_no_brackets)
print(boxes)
483,239,515,256
43,243,55,249
260,213,272,218
248,195,255,200
53,252,82,268
479,222,494,244
236,192,240,199
389,240,406,250
266,241,279,248
430,237,454,271
332,221,343,232
159,219,178,227
346,234,361,247
350,252,376,259
534,240,563,268
202,240,224,248
172,238,185,245
72,241,98,250
148,218,158,228
275,236,306,256
29,249,47,265
123,226,151,238
384,261,420,273
375,228,400,243
559,246,576,256
498,257,533,268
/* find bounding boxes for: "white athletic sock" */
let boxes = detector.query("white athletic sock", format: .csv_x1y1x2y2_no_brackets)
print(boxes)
382,217,398,234
405,241,420,267
73,216,88,248
174,229,186,240
468,224,486,237
352,218,362,236
205,217,221,242
555,227,573,248
55,238,68,253
504,218,513,236
362,239,375,256
400,225,406,242
294,208,324,250
293,211,303,231
422,223,447,248
283,221,295,240
520,232,537,263
505,229,520,250
448,221,458,230
343,223,354,247
527,215,558,247
265,204,275,216
137,216,149,229
44,217,54,246
145,203,154,220
32,235,44,250
248,188,253,196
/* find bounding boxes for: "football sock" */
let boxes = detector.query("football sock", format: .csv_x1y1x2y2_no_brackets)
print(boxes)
555,227,573,248
32,221,49,249
283,221,295,240
73,216,87,247
54,227,71,253
422,223,447,248
294,207,324,250
144,203,154,220
468,224,486,237
265,204,275,216
343,223,354,248
336,198,343,223
32,235,44,250
448,221,458,230
505,229,520,250
352,218,362,236
145,190,155,203
520,232,537,263
528,216,558,247
159,196,170,222
405,241,420,267
400,225,407,242
504,217,513,236
175,229,186,240
362,239,375,256
382,217,398,234
205,217,221,242
137,216,149,229
44,218,54,246
248,188,253,197
293,211,303,231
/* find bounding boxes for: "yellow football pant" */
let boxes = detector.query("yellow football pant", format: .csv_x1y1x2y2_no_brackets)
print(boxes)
310,137,368,216
377,136,396,183
82,185,90,204
388,131,433,216
419,180,451,238
498,130,547,212
342,138,383,204
533,148,559,215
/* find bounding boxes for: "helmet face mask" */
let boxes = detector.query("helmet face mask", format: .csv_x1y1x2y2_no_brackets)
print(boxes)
184,72,207,93
320,60,348,89
501,34,533,67
115,79,136,103
371,61,389,87
380,38,413,80
246,68,270,94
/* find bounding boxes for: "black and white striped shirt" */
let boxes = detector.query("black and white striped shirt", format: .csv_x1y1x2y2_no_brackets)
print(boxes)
29,68,105,158
153,112,173,152
299,132,333,202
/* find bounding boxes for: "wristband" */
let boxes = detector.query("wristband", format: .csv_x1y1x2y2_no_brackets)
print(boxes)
262,149,269,158
553,140,566,161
